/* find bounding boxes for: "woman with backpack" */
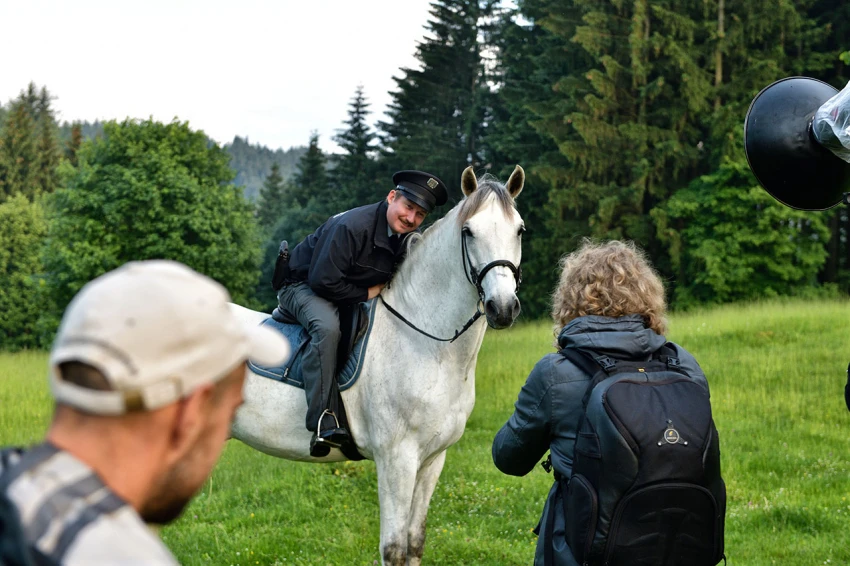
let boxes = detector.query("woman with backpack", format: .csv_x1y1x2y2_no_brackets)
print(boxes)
492,240,725,566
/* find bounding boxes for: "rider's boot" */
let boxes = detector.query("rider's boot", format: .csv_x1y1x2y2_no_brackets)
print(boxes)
309,410,350,457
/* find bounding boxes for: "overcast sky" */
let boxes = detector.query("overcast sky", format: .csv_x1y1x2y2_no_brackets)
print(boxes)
1,0,437,153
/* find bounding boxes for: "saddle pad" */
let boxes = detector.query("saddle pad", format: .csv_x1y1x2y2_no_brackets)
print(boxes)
247,299,377,391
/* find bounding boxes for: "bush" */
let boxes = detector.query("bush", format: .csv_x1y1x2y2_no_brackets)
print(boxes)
42,119,261,336
655,160,830,308
0,195,47,350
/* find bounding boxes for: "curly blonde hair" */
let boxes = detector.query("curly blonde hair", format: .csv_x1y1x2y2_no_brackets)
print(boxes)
551,239,667,336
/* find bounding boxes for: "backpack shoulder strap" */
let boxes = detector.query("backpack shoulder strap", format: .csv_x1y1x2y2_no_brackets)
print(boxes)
559,348,617,409
652,342,685,372
559,347,602,377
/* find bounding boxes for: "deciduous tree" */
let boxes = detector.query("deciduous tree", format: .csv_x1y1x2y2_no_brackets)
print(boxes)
655,161,830,307
43,118,261,328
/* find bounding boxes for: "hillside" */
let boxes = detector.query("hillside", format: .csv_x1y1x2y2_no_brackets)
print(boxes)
55,122,307,201
224,136,306,201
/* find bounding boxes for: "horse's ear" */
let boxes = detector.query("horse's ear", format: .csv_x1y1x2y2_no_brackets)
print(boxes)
505,165,524,199
461,166,477,197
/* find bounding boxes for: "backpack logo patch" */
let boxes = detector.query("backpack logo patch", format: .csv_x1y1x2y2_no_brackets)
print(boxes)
661,420,687,445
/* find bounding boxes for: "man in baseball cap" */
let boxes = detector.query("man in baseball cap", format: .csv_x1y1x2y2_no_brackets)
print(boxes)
0,260,288,564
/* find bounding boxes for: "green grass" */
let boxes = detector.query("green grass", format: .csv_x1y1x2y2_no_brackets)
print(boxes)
1,299,849,565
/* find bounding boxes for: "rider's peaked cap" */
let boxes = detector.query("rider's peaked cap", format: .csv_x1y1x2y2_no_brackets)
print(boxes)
392,170,448,212
49,260,290,416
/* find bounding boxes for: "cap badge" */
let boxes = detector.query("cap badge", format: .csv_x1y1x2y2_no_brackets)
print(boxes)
427,177,439,189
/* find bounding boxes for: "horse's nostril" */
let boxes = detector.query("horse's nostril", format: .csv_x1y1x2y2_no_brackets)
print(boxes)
512,298,521,318
485,299,498,318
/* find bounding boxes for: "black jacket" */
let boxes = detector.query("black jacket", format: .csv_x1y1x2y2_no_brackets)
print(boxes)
492,315,709,566
287,200,409,305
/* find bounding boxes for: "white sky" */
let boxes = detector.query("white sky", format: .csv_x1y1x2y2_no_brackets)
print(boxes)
1,0,436,153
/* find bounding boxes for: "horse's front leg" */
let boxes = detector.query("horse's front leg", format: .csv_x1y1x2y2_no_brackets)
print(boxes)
376,442,419,566
406,450,447,566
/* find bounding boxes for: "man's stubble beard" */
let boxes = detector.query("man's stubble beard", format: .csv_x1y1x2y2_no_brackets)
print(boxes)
139,448,202,525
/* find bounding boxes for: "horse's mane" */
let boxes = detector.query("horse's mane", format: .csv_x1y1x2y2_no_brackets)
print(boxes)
388,173,518,306
455,174,517,226
403,175,517,257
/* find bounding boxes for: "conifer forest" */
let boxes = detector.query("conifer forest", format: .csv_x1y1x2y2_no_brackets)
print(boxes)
2,0,850,349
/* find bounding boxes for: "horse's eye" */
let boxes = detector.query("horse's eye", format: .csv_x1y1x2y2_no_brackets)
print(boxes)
518,225,526,236
462,226,473,238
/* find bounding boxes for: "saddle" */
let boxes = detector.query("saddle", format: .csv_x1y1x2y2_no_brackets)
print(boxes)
250,300,377,460
270,303,368,373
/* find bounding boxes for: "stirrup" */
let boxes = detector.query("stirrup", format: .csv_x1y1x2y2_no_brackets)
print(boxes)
315,410,350,448
318,409,341,431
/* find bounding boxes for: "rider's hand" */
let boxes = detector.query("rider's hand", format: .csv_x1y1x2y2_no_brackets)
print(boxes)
367,284,386,299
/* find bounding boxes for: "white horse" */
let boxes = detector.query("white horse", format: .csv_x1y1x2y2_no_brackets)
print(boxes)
230,165,525,565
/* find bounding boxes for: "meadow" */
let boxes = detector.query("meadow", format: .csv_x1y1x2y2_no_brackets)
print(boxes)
1,299,849,565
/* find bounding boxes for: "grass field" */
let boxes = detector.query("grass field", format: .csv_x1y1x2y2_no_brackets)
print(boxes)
1,299,849,565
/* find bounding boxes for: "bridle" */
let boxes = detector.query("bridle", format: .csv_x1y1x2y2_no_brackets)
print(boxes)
379,230,522,343
461,229,522,302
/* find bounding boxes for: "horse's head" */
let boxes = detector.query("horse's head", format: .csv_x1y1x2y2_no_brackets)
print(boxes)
457,165,525,329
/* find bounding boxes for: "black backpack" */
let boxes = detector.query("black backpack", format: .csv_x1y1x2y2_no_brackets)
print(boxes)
550,345,726,566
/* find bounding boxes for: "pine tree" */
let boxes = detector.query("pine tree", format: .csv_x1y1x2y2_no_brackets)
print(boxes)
705,0,829,164
257,162,287,231
0,102,38,202
66,122,83,166
332,85,381,210
550,0,713,257
273,132,339,243
33,87,61,195
378,0,497,208
288,132,329,209
485,0,588,318
486,0,838,308
0,84,62,202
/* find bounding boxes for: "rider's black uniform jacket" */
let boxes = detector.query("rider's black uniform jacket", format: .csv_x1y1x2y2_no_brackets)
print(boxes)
286,200,410,305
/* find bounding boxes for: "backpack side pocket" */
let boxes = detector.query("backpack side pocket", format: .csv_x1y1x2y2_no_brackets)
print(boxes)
564,474,598,564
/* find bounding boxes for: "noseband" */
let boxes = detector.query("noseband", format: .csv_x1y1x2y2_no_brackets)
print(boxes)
379,229,521,343
461,231,522,303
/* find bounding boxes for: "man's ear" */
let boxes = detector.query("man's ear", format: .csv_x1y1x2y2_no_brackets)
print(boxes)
166,385,214,462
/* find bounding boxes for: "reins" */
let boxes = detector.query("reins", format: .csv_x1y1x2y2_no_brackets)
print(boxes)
378,295,483,343
379,231,521,343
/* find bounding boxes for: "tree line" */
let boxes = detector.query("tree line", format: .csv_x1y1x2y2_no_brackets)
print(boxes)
256,0,850,316
2,0,849,351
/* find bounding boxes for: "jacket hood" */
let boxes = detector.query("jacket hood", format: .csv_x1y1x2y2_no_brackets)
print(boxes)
557,314,667,359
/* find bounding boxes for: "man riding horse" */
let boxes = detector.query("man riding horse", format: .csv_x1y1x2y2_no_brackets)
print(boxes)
274,171,448,456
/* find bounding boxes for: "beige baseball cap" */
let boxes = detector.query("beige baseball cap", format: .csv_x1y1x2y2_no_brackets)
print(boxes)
49,260,289,415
